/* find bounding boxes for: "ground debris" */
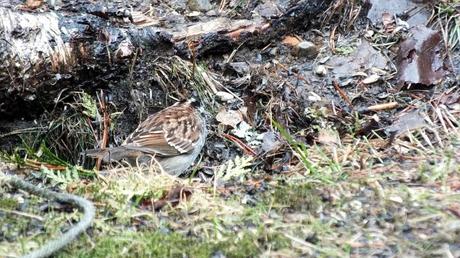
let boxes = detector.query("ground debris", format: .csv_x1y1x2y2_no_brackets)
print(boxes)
216,108,244,129
365,0,431,27
327,40,388,80
397,25,447,87
143,185,193,211
386,110,428,136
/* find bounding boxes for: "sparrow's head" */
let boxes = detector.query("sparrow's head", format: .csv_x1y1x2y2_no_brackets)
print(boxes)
179,96,209,118
186,97,200,107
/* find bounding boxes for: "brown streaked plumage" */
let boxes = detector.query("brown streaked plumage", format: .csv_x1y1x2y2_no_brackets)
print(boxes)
85,99,207,176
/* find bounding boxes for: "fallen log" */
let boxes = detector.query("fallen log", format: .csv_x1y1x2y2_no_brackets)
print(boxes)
0,0,332,118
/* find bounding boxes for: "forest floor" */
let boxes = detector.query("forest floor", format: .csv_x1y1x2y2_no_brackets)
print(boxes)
1,0,460,257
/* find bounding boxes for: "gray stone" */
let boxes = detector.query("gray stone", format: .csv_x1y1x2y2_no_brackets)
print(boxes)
188,0,213,12
294,41,318,58
315,65,327,76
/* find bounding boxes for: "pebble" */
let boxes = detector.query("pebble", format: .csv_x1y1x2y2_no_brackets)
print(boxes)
215,91,234,102
187,0,212,12
388,195,403,204
294,41,318,58
315,65,327,76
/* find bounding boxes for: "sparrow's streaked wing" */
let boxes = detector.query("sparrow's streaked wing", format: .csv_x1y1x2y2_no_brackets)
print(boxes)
122,101,204,157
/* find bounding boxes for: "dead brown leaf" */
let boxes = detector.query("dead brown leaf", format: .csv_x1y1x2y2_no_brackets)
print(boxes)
216,109,244,128
282,35,301,47
317,129,340,146
141,185,193,211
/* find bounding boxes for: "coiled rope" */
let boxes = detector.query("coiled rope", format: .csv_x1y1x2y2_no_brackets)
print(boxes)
1,173,95,258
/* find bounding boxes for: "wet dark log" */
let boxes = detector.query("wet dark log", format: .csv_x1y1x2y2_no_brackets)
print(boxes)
0,1,173,119
174,0,333,57
0,0,331,119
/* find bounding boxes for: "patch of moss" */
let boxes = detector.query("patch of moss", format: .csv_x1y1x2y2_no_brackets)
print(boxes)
260,230,291,251
270,183,322,212
0,197,18,209
59,229,272,258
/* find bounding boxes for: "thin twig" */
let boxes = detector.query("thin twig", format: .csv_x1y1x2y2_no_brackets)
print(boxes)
221,133,257,156
360,101,399,113
332,80,353,109
96,90,110,170
0,207,44,221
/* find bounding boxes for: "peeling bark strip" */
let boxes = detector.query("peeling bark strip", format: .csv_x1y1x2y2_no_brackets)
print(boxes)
174,0,333,57
0,0,331,118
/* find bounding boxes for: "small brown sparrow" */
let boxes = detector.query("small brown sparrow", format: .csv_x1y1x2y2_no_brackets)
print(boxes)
85,99,207,176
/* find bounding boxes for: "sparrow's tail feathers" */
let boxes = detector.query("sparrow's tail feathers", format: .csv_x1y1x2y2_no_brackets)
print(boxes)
84,147,129,162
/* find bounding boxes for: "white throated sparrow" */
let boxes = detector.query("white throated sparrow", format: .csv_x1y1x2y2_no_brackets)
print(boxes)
85,99,207,176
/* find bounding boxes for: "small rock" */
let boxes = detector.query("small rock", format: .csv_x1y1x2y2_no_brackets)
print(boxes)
253,2,282,18
315,65,327,76
294,41,318,58
418,233,429,240
187,0,212,12
389,195,403,204
215,91,234,102
170,0,188,11
114,39,134,59
308,92,322,102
